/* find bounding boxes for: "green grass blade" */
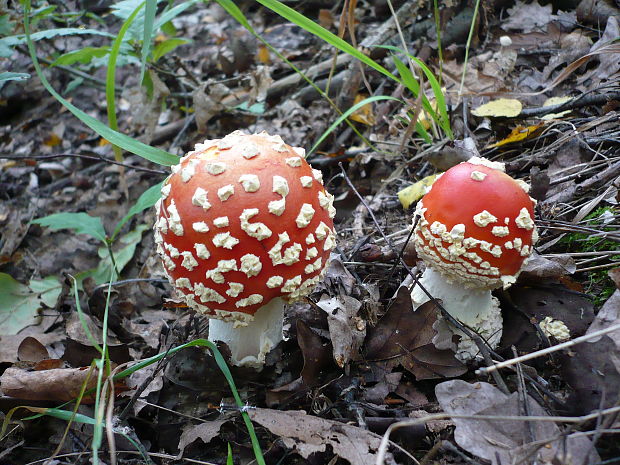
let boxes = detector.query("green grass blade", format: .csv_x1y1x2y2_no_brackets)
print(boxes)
107,2,146,162
378,45,453,139
254,0,399,83
310,95,402,154
112,338,266,465
154,0,200,30
139,0,157,84
22,2,177,166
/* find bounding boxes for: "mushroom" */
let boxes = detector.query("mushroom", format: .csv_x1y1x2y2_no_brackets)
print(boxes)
153,130,336,368
411,157,537,361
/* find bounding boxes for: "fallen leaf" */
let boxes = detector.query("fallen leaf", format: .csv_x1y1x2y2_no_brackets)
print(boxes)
0,366,118,402
365,287,466,380
17,336,49,363
177,419,228,456
0,273,61,335
472,98,522,117
540,96,573,119
504,1,565,33
436,380,600,465
316,295,365,367
561,335,620,415
248,408,394,464
397,174,439,209
349,93,375,126
519,252,577,279
267,320,334,407
503,282,594,351
488,123,545,147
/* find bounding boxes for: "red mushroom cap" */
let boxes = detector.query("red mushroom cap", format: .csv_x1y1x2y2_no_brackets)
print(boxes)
153,131,336,324
414,157,537,289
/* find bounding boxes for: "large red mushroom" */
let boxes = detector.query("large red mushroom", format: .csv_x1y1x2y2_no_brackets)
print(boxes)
153,130,336,368
411,157,537,361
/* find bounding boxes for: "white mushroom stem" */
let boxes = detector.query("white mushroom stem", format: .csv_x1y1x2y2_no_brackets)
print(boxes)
208,298,285,369
410,267,502,362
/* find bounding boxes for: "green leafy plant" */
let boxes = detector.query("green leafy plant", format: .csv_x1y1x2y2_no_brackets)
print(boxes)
31,182,163,285
560,206,620,306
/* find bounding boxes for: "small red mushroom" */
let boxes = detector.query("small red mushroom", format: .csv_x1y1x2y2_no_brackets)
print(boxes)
411,157,537,361
153,130,336,368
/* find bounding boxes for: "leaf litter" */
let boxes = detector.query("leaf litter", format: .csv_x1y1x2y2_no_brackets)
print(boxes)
0,0,619,464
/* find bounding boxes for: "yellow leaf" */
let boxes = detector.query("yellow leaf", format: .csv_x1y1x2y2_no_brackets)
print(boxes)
472,98,522,117
417,98,439,130
43,133,61,147
488,123,545,148
540,95,572,120
256,44,270,64
350,94,375,126
398,174,439,209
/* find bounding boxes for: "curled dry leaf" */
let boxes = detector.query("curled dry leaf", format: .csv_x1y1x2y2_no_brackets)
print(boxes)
177,419,228,458
436,380,600,465
365,287,466,380
17,336,50,363
316,295,365,367
519,251,577,280
267,320,333,407
248,408,394,465
0,366,122,403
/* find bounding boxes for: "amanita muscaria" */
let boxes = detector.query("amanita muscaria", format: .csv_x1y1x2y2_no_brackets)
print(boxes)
411,157,538,361
153,130,336,368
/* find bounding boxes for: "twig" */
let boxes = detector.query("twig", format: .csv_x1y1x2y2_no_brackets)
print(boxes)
0,153,168,175
476,321,620,375
519,92,620,117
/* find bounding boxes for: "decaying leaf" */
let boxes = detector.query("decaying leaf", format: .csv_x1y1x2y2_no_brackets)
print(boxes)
503,282,594,351
0,366,116,402
177,419,228,457
316,295,366,367
248,408,394,464
365,287,466,379
519,251,577,279
436,380,600,465
267,320,333,407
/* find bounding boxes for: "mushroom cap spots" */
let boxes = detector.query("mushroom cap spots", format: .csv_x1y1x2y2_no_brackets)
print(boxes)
414,159,537,289
154,131,336,322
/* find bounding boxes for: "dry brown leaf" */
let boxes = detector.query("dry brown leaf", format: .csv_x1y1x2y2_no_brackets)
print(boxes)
0,366,112,402
436,380,600,465
248,408,393,464
365,287,466,380
316,295,366,367
177,420,228,457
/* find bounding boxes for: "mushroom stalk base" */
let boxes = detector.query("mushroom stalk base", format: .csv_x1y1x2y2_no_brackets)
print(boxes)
208,298,285,369
411,267,502,362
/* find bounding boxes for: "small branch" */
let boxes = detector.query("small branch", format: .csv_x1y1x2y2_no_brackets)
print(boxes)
0,153,168,175
476,321,620,376
519,92,620,117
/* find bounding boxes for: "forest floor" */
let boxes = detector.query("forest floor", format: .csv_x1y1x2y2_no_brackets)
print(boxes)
1,0,620,464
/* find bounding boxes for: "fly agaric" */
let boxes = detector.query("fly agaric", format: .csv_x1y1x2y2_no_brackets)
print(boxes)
411,157,537,361
153,130,336,368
